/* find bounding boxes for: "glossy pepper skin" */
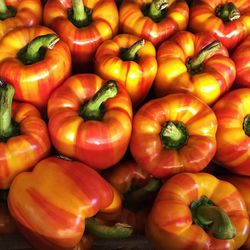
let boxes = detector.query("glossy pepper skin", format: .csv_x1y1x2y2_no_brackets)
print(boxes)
104,160,150,194
95,34,157,109
43,0,119,72
0,0,42,39
0,25,71,112
220,175,250,250
119,0,189,47
8,157,122,250
154,31,236,105
231,35,250,88
130,93,217,179
189,0,250,51
47,74,132,170
146,172,249,250
0,84,50,189
213,88,250,175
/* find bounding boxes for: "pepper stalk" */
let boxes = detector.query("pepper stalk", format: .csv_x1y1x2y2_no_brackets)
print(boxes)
85,217,133,239
17,34,60,65
190,196,236,239
0,80,19,142
186,41,221,74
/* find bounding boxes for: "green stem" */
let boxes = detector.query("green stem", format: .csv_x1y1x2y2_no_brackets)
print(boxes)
216,2,240,22
0,0,16,20
72,0,87,26
68,0,92,28
148,0,168,22
0,81,18,142
243,115,250,137
191,196,236,240
85,218,133,239
17,34,59,65
0,0,7,14
72,0,86,23
120,39,145,61
79,80,118,121
160,121,188,150
187,41,221,74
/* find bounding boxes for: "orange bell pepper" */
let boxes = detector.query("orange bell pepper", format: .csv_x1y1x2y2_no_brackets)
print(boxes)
47,74,132,170
119,0,189,47
0,25,71,112
0,0,42,39
95,34,157,108
8,156,132,250
213,88,250,175
154,31,236,105
189,0,250,51
0,81,50,189
146,172,249,250
43,0,119,72
232,35,250,88
220,175,250,250
130,93,217,179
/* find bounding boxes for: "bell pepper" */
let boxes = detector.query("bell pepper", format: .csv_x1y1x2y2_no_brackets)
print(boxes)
103,160,160,209
0,25,71,112
146,172,249,250
0,191,16,234
0,0,42,39
99,160,161,233
231,35,250,88
103,160,150,194
94,34,157,108
47,74,132,170
154,31,236,105
189,0,250,51
43,0,119,73
220,175,250,250
130,93,217,179
7,156,132,250
119,0,189,47
213,88,250,175
0,81,50,189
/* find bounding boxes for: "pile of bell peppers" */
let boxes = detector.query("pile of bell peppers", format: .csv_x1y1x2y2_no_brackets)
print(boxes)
1,0,250,249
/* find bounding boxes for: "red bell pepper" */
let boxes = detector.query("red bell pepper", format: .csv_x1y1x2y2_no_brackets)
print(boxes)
103,160,150,194
146,172,249,250
0,25,71,112
154,31,236,105
0,0,42,39
99,160,160,233
43,0,119,72
232,35,250,88
119,0,189,47
94,34,157,108
130,93,217,179
8,156,132,250
47,74,132,170
0,81,50,189
189,0,250,51
213,88,250,175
